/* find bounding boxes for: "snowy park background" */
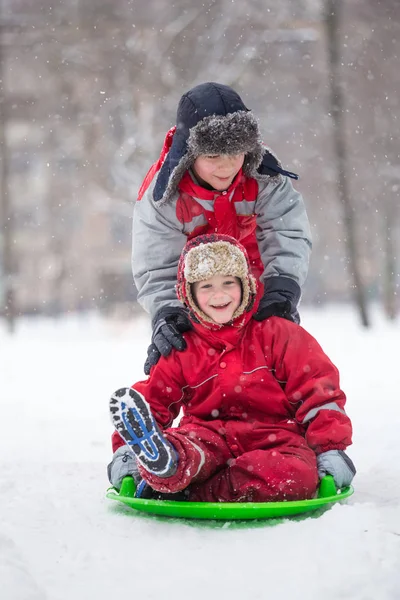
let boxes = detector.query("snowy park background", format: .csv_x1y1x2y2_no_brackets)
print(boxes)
1,0,400,598
1,306,400,600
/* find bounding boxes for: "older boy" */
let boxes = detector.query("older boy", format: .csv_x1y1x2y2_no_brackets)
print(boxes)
133,82,312,374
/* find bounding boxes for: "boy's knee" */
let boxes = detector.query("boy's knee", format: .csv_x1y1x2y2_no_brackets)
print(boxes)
234,451,318,501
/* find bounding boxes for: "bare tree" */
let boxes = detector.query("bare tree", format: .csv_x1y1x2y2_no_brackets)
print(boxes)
0,15,15,332
325,0,370,327
380,167,399,320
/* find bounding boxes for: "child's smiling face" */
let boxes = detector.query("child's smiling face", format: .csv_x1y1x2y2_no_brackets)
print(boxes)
192,274,242,324
193,153,245,191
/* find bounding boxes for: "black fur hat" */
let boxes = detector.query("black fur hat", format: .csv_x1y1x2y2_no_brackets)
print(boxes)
153,82,298,204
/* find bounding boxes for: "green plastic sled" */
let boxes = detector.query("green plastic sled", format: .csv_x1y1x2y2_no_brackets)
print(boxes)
106,475,353,521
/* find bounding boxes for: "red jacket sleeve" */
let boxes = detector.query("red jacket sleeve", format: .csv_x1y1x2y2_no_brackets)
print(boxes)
111,351,186,453
266,317,352,454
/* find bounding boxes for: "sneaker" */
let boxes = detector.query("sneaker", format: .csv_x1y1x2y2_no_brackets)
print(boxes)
135,479,189,501
109,387,178,478
135,479,157,499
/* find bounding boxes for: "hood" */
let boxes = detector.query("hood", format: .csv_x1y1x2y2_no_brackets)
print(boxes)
176,233,258,329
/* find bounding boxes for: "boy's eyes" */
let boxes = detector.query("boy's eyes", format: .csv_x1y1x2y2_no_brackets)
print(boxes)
200,280,235,289
205,154,242,160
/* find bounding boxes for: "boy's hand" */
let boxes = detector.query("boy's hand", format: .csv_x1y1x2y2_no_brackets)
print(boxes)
253,298,295,322
107,447,140,490
253,277,301,323
317,450,356,488
144,306,192,375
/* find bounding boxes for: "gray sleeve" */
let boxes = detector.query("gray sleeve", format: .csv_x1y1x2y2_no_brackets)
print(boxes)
132,185,187,321
255,176,312,287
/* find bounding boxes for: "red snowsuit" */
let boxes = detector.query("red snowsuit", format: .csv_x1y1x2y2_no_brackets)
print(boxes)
112,300,352,502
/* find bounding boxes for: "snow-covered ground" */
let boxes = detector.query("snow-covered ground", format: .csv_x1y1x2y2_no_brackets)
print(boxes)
1,305,399,600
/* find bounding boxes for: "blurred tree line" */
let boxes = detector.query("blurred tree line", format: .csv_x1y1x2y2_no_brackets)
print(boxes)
0,0,399,331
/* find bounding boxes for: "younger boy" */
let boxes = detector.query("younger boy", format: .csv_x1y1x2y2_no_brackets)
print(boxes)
109,234,355,503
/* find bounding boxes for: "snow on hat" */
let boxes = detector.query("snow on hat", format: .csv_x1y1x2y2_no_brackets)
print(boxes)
177,233,257,326
152,82,298,205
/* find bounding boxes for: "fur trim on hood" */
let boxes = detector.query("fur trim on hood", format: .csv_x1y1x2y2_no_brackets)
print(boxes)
177,233,258,327
148,82,298,205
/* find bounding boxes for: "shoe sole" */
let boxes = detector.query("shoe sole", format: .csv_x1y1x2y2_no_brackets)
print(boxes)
109,387,177,477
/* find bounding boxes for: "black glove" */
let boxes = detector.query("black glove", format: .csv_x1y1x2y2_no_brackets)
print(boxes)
253,276,301,323
144,306,192,375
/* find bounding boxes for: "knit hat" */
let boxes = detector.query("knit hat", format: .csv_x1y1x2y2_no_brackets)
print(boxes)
152,82,298,205
177,233,257,326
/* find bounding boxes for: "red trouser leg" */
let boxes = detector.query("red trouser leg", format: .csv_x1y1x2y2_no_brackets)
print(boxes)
189,448,319,502
137,423,232,493
138,421,318,501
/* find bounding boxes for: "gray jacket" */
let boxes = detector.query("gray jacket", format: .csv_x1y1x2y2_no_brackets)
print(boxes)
132,174,312,321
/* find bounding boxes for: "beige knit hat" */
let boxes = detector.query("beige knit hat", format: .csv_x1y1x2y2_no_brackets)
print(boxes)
177,234,257,326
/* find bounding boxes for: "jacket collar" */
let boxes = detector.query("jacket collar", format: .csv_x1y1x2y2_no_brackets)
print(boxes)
189,308,254,349
179,168,244,200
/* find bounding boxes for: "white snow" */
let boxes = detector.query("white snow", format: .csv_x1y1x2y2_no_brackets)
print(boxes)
1,306,400,600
